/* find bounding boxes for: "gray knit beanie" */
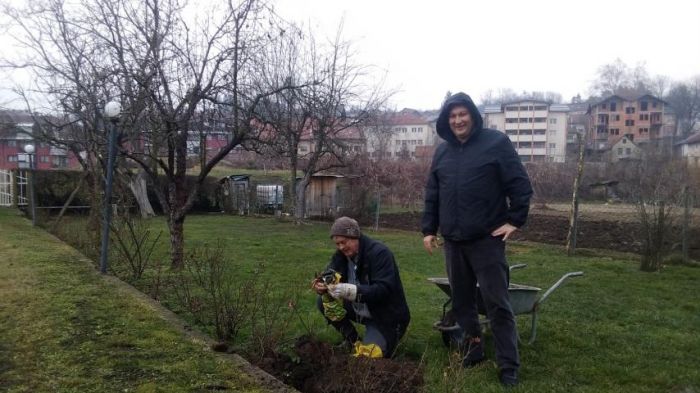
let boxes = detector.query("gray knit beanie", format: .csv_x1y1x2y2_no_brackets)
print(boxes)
330,216,361,238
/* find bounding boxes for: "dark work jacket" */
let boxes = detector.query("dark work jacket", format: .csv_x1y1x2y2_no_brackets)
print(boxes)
326,235,410,329
421,92,533,241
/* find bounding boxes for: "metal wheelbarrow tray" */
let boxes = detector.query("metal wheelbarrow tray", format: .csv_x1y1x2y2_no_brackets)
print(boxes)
428,264,583,345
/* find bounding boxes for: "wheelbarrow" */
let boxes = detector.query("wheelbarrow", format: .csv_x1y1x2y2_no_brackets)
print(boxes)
428,264,583,345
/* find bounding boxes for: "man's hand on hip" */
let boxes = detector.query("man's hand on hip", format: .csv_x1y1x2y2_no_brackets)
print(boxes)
491,223,517,241
423,235,438,255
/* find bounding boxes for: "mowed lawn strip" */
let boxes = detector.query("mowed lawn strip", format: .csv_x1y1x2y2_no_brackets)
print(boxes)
0,208,272,393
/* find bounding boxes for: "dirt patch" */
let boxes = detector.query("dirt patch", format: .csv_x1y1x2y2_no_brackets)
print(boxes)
368,208,700,259
249,336,424,393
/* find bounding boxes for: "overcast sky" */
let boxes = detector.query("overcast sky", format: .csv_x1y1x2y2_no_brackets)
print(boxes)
274,0,700,110
2,0,699,111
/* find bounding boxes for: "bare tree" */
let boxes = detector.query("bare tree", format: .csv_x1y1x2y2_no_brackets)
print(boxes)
5,0,293,268
666,77,700,138
632,153,686,272
363,110,399,160
254,23,389,221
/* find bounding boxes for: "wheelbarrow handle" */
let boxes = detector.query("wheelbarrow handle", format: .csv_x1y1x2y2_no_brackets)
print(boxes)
537,271,583,306
509,263,527,271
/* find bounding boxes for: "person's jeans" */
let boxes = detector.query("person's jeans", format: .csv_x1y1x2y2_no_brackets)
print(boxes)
444,236,520,370
316,296,405,357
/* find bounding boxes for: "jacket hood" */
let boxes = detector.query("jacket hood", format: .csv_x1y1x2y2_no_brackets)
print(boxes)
436,92,484,144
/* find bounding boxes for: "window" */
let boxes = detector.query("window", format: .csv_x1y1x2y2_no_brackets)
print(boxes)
549,143,556,149
602,103,607,110
652,102,657,108
534,129,546,135
625,107,636,114
534,105,547,110
506,130,518,135
614,115,620,121
641,101,648,111
534,117,547,123
549,118,557,124
639,114,649,121
610,128,619,135
618,148,623,155
506,118,518,123
625,120,635,126
519,141,532,148
505,106,518,111
533,142,545,148
40,156,49,163
549,130,557,136
610,102,617,111
7,155,17,162
639,128,649,133
299,145,308,152
8,140,17,147
622,138,627,144
626,148,631,155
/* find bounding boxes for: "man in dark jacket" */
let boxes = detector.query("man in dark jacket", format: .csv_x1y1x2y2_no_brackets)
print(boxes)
422,92,533,386
313,216,410,358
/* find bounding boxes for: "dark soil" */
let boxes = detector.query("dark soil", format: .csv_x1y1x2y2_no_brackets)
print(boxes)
249,336,423,393
367,211,700,259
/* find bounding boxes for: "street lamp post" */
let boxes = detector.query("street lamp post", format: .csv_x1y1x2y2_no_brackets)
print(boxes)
23,144,37,227
99,101,121,274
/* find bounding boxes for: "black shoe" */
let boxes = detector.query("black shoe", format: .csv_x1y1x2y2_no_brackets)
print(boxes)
461,335,485,368
499,368,518,387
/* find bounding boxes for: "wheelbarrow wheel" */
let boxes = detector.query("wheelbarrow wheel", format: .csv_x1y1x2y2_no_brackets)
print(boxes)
436,310,463,348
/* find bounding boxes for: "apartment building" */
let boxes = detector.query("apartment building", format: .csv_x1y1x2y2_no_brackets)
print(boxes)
0,110,78,170
482,100,569,162
588,94,676,152
365,109,435,160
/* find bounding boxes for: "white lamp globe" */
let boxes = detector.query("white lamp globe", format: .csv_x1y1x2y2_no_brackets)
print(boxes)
24,144,35,154
104,101,122,119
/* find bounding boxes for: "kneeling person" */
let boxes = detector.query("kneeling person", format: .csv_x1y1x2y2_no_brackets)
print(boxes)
313,217,410,358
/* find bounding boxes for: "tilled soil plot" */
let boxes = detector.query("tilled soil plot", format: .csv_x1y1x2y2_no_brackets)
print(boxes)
249,336,424,393
366,209,700,259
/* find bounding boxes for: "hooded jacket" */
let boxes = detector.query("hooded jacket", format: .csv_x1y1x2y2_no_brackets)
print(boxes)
421,92,533,241
326,235,410,330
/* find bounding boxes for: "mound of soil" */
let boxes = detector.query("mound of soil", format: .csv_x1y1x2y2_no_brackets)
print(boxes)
250,336,424,393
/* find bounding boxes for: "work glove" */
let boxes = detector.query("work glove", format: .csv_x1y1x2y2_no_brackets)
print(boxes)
328,283,357,301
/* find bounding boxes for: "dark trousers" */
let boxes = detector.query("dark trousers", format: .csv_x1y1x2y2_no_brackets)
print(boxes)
444,236,520,370
316,297,406,357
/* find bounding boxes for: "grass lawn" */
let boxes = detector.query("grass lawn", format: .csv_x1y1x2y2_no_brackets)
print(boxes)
0,208,275,393
25,212,700,392
170,215,700,392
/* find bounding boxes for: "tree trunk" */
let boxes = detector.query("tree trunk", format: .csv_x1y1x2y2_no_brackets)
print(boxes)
128,169,155,218
168,213,186,269
682,187,691,265
294,175,309,223
566,133,585,256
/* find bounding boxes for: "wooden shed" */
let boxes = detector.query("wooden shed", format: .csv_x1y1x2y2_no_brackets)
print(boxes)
304,173,343,218
219,174,250,215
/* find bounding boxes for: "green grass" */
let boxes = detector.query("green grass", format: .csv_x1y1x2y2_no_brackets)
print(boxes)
0,208,271,393
15,211,700,392
188,165,289,183
174,216,700,392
